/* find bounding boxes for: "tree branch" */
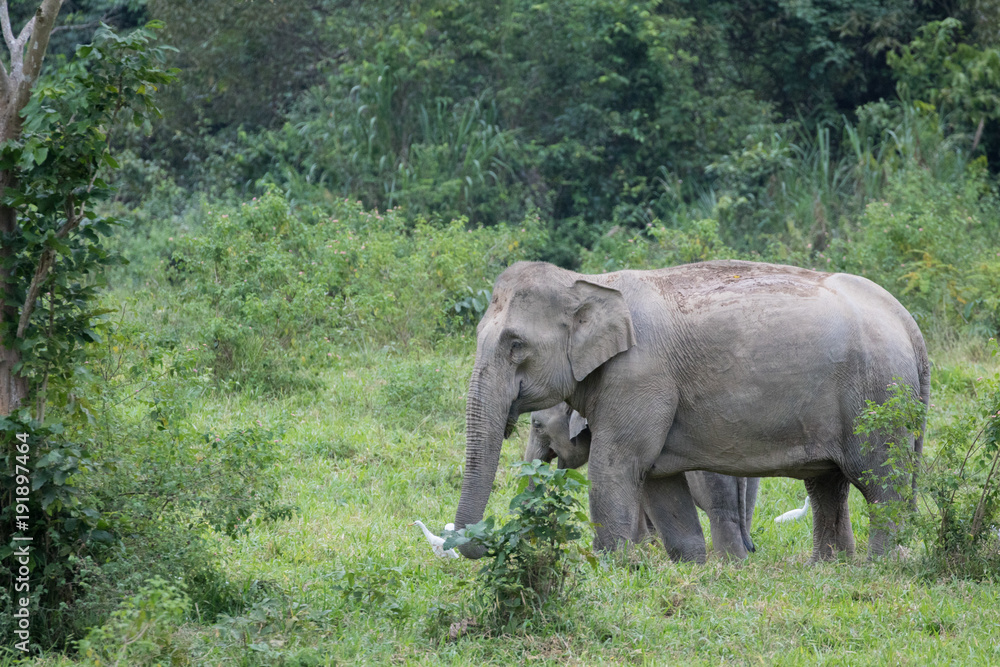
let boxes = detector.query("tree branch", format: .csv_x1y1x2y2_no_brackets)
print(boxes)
51,18,102,35
20,0,61,88
17,248,54,338
1,1,17,54
0,0,17,91
2,0,38,83
16,194,80,338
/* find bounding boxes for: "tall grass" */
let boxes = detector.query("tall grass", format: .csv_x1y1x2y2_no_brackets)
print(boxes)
704,102,977,257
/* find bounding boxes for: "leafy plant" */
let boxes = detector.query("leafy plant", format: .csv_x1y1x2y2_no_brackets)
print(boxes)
75,576,191,666
918,340,1000,577
444,460,594,631
853,379,927,548
0,20,177,649
855,361,1000,577
888,18,1000,152
829,166,1000,337
580,217,737,273
168,192,545,380
328,559,408,619
451,287,492,326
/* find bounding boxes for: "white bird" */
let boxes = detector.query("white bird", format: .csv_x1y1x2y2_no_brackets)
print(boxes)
410,520,459,559
774,497,811,523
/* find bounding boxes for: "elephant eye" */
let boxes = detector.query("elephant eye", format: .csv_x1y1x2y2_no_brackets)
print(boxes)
532,420,542,429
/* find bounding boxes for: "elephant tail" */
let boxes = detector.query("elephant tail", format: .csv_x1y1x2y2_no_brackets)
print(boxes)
738,477,755,554
913,334,930,506
905,309,931,508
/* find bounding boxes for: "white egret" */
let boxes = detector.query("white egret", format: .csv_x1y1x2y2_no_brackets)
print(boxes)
774,497,810,523
410,520,459,559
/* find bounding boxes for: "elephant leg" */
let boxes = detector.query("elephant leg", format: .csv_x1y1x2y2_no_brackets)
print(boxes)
707,515,748,560
687,471,750,559
744,477,760,532
804,470,855,561
588,469,645,552
586,401,674,553
741,477,761,554
643,474,707,563
643,510,657,540
632,497,657,543
848,450,911,558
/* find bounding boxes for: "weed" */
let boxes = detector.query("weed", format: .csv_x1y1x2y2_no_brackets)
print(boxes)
445,460,595,632
856,356,1000,577
75,577,191,666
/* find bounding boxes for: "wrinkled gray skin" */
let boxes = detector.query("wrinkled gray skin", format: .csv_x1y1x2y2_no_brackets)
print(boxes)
526,403,760,560
455,260,929,562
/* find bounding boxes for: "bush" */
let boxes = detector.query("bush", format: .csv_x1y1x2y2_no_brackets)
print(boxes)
0,310,298,647
856,352,1000,578
829,166,1000,338
579,217,738,273
165,191,547,392
919,341,1000,578
75,576,192,666
444,461,594,632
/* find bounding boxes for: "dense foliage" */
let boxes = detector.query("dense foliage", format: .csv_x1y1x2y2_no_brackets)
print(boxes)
3,0,1000,662
131,0,999,264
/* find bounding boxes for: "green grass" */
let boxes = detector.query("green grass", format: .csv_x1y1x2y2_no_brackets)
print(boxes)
14,297,1000,665
32,340,1000,664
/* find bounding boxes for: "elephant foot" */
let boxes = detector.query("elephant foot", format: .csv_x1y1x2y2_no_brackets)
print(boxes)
709,518,752,560
804,471,856,561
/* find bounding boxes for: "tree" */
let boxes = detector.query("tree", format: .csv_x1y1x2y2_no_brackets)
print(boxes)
0,6,176,647
0,0,62,418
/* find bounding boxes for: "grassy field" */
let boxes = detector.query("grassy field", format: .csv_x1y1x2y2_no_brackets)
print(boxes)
23,317,999,665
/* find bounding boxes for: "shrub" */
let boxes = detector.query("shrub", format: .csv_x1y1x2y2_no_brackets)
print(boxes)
75,576,192,666
829,166,1000,338
918,341,1000,578
0,309,299,643
856,354,1000,578
165,191,547,393
444,460,594,632
579,217,738,273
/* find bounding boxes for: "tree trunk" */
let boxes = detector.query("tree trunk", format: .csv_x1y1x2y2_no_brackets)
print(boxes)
0,203,27,415
0,0,63,416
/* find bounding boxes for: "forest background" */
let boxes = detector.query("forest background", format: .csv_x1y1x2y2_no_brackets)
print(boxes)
3,0,1000,664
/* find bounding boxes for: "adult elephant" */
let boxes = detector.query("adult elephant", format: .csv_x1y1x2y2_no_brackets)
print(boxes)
454,260,929,562
526,402,760,560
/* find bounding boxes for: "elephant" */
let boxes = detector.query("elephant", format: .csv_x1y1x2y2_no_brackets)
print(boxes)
525,402,760,560
454,259,929,562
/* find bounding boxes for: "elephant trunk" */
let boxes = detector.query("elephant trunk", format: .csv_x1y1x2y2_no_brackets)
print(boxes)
524,428,557,465
454,366,512,559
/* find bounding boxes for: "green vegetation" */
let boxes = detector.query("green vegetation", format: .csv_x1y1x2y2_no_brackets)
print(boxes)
444,460,594,633
1,0,1000,664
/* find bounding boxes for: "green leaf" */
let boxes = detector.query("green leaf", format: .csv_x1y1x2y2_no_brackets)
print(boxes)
87,529,114,544
32,145,49,165
45,234,72,255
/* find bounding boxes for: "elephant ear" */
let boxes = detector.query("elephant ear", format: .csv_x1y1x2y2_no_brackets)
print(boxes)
568,411,589,441
568,279,636,382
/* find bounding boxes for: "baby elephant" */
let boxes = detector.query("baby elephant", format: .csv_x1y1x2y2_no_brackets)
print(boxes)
526,403,759,560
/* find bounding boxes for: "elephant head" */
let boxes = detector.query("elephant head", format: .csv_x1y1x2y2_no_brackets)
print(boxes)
525,402,591,470
454,262,635,558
